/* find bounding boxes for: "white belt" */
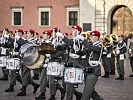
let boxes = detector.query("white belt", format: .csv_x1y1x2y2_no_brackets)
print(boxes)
103,52,107,54
69,53,80,58
89,61,99,65
81,55,86,58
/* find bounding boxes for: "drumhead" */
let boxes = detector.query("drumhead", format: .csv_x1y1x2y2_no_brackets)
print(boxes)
23,46,39,66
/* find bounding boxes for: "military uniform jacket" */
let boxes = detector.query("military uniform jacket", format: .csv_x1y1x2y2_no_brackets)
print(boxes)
102,44,113,59
62,36,86,68
117,41,127,60
82,39,103,76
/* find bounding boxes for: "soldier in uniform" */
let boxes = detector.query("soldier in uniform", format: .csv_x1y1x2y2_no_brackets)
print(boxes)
0,28,10,80
76,30,104,100
115,34,127,80
47,27,66,100
101,35,113,78
17,29,39,96
56,25,84,100
110,34,118,75
35,30,52,100
4,29,23,92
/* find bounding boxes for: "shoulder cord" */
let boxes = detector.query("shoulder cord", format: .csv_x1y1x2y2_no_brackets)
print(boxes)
88,44,103,67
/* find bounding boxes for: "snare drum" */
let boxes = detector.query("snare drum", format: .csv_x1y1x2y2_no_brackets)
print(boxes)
6,58,20,70
0,47,7,55
0,56,7,67
64,67,84,84
47,62,64,77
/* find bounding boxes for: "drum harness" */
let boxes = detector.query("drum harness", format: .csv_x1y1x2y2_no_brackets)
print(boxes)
84,41,103,73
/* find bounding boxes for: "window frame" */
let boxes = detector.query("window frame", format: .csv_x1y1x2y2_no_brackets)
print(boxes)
66,7,79,27
11,8,23,26
38,7,51,27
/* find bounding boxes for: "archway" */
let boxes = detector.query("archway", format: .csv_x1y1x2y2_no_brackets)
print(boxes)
111,5,133,35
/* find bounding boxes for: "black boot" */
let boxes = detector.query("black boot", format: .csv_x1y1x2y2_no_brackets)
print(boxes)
32,74,39,80
115,75,124,80
101,71,109,78
0,75,8,80
35,92,45,100
110,70,115,75
17,86,26,96
59,87,66,100
56,83,66,100
48,95,55,100
31,83,40,94
74,91,82,100
5,85,14,92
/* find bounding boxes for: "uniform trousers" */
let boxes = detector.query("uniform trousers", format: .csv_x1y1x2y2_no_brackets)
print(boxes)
82,74,102,100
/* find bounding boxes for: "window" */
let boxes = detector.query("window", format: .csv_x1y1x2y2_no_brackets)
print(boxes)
83,23,92,32
69,11,78,26
39,7,51,27
12,8,23,26
67,7,79,26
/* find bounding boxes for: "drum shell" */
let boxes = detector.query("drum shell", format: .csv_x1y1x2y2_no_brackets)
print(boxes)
0,56,7,67
47,62,64,77
0,47,10,56
64,67,84,84
6,58,20,70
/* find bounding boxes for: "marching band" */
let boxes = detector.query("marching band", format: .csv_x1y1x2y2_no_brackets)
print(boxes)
0,25,132,100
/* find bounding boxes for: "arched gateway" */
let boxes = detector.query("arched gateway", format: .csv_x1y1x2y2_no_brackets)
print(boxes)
105,0,133,35
111,6,133,35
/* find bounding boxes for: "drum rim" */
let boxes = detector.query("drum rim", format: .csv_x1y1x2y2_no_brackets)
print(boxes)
26,54,45,69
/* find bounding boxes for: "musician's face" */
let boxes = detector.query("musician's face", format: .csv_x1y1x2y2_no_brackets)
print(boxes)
3,31,8,35
22,33,27,39
43,34,49,40
34,34,38,39
27,32,33,39
71,28,79,37
16,32,23,37
90,36,99,43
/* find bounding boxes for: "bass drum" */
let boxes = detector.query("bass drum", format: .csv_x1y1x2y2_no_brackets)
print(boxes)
19,43,45,69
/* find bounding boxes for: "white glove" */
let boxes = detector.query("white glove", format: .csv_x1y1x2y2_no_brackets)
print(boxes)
129,49,132,54
116,50,120,54
56,32,63,38
43,64,48,68
76,35,84,41
13,51,18,55
15,35,20,41
4,34,9,38
15,43,18,48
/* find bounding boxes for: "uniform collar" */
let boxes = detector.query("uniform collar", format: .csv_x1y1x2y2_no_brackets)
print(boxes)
93,41,100,46
28,38,34,41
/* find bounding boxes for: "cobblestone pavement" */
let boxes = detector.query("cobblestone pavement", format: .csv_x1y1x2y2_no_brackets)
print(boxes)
0,58,133,100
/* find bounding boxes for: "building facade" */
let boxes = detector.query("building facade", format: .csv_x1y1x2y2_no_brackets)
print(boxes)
0,0,133,35
0,0,79,35
80,0,133,35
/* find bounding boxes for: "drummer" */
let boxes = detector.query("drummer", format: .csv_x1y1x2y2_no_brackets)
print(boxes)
46,27,65,100
76,30,104,100
5,29,23,92
0,28,10,81
56,25,84,100
17,29,39,96
35,30,52,100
